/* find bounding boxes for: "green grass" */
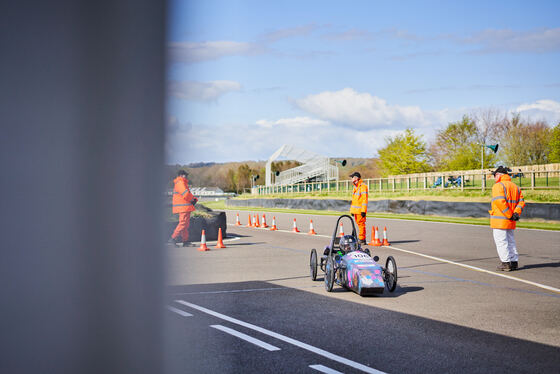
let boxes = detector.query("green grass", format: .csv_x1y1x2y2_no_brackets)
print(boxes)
200,200,560,231
238,188,560,203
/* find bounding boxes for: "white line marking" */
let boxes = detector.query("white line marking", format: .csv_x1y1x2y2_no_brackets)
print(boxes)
175,300,386,374
310,364,344,374
227,222,560,294
386,245,560,294
170,286,287,296
166,305,193,317
210,325,281,351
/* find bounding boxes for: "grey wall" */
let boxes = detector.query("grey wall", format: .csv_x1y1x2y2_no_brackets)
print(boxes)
1,1,166,373
226,199,560,220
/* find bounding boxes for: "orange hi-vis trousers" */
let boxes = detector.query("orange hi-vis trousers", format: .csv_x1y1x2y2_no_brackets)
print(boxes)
172,212,191,242
353,214,366,241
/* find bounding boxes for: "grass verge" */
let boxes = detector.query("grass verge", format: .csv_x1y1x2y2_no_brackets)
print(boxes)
201,200,560,231
233,189,560,203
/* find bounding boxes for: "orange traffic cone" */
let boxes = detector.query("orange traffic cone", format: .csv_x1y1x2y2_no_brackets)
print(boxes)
368,226,376,245
339,222,344,237
215,227,226,248
373,226,382,246
382,226,390,246
197,230,209,251
261,214,269,228
292,218,300,233
308,220,317,235
235,213,241,226
270,216,278,231
255,214,260,228
251,214,257,227
246,214,252,227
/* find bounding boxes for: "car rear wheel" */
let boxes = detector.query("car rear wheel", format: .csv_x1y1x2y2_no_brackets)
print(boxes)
310,249,318,280
384,256,397,292
325,256,335,292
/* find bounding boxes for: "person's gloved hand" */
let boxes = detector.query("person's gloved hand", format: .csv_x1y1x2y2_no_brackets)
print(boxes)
360,212,366,218
192,197,198,206
510,212,520,221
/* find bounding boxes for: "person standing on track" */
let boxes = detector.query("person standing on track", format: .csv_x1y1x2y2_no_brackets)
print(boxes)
169,169,197,247
489,166,525,271
349,171,368,245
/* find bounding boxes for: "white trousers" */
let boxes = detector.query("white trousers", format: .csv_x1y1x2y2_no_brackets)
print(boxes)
492,229,518,262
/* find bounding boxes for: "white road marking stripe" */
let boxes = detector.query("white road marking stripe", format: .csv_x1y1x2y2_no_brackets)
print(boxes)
310,364,344,374
227,222,560,294
210,325,281,351
189,236,241,244
166,305,193,317
175,300,386,374
386,245,560,294
170,286,287,296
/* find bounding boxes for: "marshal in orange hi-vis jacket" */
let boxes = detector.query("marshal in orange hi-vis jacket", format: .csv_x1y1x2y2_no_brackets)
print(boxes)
349,172,368,242
489,166,525,271
170,170,197,245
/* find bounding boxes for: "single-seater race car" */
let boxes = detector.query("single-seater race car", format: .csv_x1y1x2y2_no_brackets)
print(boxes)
309,214,397,296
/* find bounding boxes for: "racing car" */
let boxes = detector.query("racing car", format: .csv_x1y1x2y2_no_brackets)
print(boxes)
309,214,397,296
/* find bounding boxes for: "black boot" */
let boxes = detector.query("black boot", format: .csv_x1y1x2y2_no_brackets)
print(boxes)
511,261,518,270
168,237,182,247
496,262,512,271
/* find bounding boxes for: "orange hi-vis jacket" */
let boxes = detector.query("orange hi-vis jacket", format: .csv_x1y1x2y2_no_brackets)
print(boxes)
489,174,525,229
350,179,368,214
172,176,196,214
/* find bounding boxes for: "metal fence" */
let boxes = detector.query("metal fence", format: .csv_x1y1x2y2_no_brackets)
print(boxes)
254,170,560,195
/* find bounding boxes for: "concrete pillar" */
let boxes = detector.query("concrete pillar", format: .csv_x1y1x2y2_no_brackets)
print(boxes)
0,2,166,373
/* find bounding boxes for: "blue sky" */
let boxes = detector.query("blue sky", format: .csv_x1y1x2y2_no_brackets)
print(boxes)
166,0,560,164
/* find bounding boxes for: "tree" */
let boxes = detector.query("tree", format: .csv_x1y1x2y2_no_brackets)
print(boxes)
377,128,431,176
501,118,551,166
547,123,560,163
429,115,497,171
236,164,252,193
225,168,237,192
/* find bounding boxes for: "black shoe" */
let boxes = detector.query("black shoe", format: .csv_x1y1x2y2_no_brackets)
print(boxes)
168,237,182,247
496,262,512,271
511,261,518,270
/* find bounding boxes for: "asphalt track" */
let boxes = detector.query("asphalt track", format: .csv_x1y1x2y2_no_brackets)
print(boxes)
165,210,560,374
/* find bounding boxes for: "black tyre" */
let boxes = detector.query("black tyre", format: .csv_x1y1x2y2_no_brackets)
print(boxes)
310,249,318,280
384,256,398,292
325,256,335,292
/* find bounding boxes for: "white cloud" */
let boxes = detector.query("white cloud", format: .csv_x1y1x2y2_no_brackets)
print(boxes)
516,99,560,113
255,116,329,128
168,41,264,63
322,28,374,41
260,24,320,43
515,99,560,124
462,28,560,53
168,80,241,101
166,113,424,164
295,88,431,130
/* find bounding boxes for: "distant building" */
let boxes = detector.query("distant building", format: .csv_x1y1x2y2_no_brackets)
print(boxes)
167,186,235,201
190,187,224,196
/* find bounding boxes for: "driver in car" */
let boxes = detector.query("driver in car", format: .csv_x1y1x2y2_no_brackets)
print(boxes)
339,235,358,253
